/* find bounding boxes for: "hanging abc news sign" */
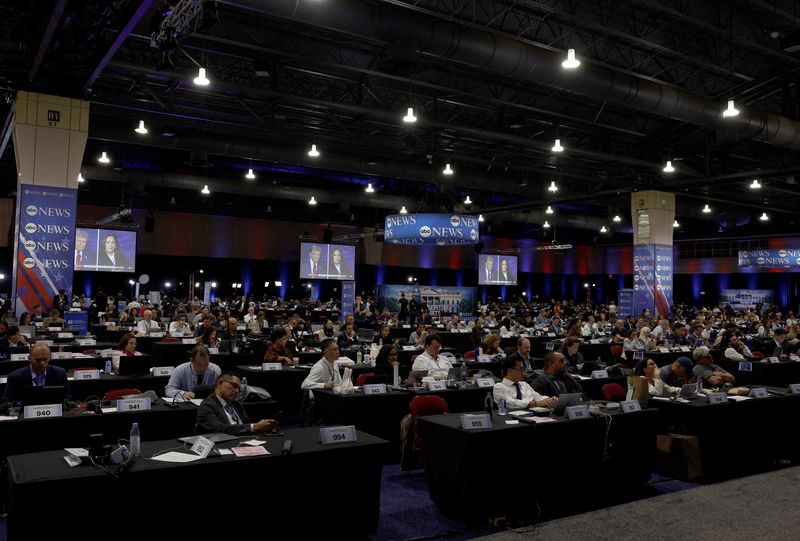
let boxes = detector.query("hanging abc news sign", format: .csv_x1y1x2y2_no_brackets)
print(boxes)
384,214,479,246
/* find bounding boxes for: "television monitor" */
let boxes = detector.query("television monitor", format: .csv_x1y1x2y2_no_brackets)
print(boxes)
299,242,356,280
75,228,136,273
478,254,518,285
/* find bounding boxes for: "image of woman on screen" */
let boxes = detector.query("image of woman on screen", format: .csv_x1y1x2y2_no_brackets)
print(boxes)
98,233,131,269
328,248,351,278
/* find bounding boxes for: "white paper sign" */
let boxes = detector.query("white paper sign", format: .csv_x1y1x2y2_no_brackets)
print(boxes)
620,400,641,413
426,380,447,391
320,425,357,444
73,369,100,380
474,377,494,388
190,436,215,458
738,362,752,372
565,404,591,420
768,357,781,364
77,339,96,346
680,346,691,352
181,338,197,345
477,355,492,363
707,392,727,404
116,397,152,411
591,370,609,379
362,383,388,395
749,387,768,398
261,363,283,371
208,347,219,354
11,353,29,361
24,404,63,419
788,384,800,394
51,351,73,359
48,327,61,332
659,347,669,353
149,332,164,338
460,413,492,430
152,366,174,377
57,332,73,339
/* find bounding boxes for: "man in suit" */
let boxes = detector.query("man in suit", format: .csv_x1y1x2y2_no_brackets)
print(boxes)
165,345,222,399
196,373,277,434
0,326,29,352
301,244,323,278
508,337,535,373
531,351,584,398
52,289,69,312
2,343,71,404
74,229,93,271
482,256,497,284
499,258,515,283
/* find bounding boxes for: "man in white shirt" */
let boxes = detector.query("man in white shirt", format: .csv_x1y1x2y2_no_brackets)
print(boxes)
493,357,557,409
243,306,257,324
411,334,452,378
301,339,343,399
136,310,160,335
724,334,753,361
168,312,191,336
447,314,464,331
651,319,671,341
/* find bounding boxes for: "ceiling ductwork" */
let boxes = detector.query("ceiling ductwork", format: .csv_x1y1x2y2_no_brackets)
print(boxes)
218,0,800,150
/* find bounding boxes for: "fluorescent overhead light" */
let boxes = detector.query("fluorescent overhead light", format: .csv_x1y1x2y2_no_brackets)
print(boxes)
749,179,762,189
210,281,217,288
201,184,210,195
562,48,580,69
443,163,454,175
545,205,554,214
600,225,608,233
134,120,148,134
543,220,550,228
365,183,375,193
308,144,320,157
164,282,171,288
98,151,110,164
673,220,679,228
399,206,407,214
264,281,270,287
759,212,769,221
702,204,711,213
193,67,210,86
245,168,256,180
77,173,85,183
612,215,621,222
195,282,200,287
128,279,135,285
663,160,675,173
722,99,739,118
464,195,472,205
548,180,558,192
478,214,484,222
308,196,317,205
552,138,564,152
274,281,282,287
403,107,417,123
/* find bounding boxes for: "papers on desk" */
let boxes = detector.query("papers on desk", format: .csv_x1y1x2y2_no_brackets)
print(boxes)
242,439,264,446
231,446,270,457
218,449,234,456
0,416,18,422
576,375,591,380
505,420,520,425
402,346,418,351
151,451,205,463
101,407,118,413
65,447,89,457
727,395,753,402
189,399,203,407
650,396,671,402
526,416,556,423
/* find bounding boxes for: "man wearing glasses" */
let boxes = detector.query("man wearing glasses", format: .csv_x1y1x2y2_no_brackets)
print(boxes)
196,373,278,434
301,339,343,398
493,356,557,410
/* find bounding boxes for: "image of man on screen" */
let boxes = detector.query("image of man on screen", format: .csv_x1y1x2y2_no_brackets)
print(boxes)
301,244,323,278
499,258,515,283
482,256,497,284
328,248,351,278
74,229,93,271
98,233,131,270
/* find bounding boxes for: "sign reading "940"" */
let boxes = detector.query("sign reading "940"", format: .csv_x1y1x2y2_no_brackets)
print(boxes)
384,214,480,246
739,249,800,269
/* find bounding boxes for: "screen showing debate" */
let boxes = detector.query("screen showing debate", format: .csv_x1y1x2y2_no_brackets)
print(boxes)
478,254,518,285
74,228,137,273
299,242,356,280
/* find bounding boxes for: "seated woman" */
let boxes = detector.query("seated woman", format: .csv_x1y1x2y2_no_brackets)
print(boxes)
634,358,679,397
264,328,294,365
377,307,392,325
374,344,400,380
197,326,220,349
373,324,394,346
482,334,504,356
111,332,142,373
316,319,336,340
18,312,32,327
559,336,585,374
388,314,400,327
248,310,268,335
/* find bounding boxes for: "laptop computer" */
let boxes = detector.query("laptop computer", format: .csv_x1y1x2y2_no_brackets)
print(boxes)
178,433,242,445
447,366,467,381
405,370,429,386
21,385,66,406
679,383,699,399
579,360,600,376
552,392,585,416
118,355,152,376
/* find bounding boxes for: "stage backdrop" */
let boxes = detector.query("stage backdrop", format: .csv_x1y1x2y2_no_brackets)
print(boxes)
13,184,78,315
719,289,774,310
377,285,476,317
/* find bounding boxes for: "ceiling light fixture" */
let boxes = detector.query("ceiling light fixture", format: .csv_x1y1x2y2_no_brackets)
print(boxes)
443,163,454,175
245,168,256,180
722,99,739,118
759,212,769,221
134,120,148,134
365,183,375,193
702,204,711,213
464,195,472,205
98,151,110,164
201,184,210,195
548,180,558,192
478,214,484,222
308,144,320,157
663,160,675,173
673,220,680,228
749,179,762,189
562,48,580,69
543,220,551,229
77,173,85,183
308,196,317,205
612,215,621,222
545,205,554,214
552,138,564,152
193,67,210,86
399,206,408,214
403,107,417,123
600,225,608,233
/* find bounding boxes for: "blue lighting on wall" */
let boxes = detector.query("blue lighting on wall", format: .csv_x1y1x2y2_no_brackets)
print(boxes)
692,274,701,305
718,274,729,292
376,265,385,286
429,269,438,287
500,285,507,300
279,262,289,298
83,275,93,299
455,269,464,287
242,261,252,297
748,273,758,290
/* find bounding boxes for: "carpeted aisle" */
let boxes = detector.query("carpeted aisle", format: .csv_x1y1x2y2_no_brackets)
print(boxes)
471,465,800,541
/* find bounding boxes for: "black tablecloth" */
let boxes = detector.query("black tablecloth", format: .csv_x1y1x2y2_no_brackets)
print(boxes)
7,427,386,540
648,391,800,479
717,358,800,387
418,409,657,523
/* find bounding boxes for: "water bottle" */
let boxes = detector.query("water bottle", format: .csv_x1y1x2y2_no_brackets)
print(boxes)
241,377,248,395
696,375,703,393
105,359,112,374
356,350,363,364
129,422,140,456
498,398,507,415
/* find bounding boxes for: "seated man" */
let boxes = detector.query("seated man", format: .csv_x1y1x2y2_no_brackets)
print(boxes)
168,312,192,336
494,356,557,410
2,343,71,404
531,351,584,397
336,322,359,350
692,346,735,386
220,317,243,352
42,309,65,328
136,310,161,335
264,328,294,365
408,323,427,346
659,356,694,388
724,334,753,361
194,314,215,337
301,339,343,399
411,334,453,379
196,373,277,434
165,345,222,399
508,337,535,373
0,326,30,351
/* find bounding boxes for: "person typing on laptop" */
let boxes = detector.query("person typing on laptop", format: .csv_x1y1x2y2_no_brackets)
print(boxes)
411,334,452,379
494,357,557,410
196,373,277,435
532,351,584,397
2,343,71,404
165,345,221,400
136,310,161,335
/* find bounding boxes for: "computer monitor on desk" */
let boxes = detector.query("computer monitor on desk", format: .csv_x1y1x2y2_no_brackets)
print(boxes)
21,385,66,406
118,355,152,376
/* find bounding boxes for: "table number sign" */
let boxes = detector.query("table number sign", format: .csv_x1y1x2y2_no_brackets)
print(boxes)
24,404,62,419
362,384,387,395
190,436,215,458
590,370,609,379
460,413,492,430
261,363,282,371
152,366,174,376
566,404,591,420
73,369,100,380
706,392,728,404
320,425,357,444
474,377,494,388
749,387,768,398
116,397,152,411
620,400,641,413
426,380,447,391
